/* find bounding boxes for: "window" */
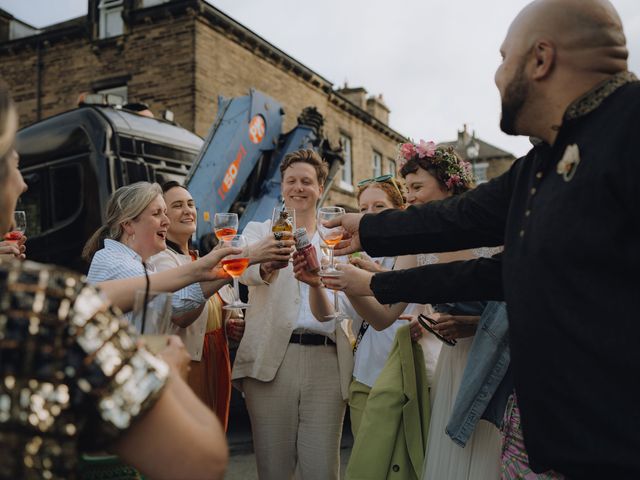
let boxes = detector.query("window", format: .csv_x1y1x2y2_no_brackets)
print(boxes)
99,0,124,39
339,134,353,189
141,0,170,6
51,164,83,226
96,84,128,104
372,151,382,177
386,158,397,176
472,162,490,184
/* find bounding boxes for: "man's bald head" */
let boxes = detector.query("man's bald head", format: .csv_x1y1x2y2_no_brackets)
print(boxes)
506,0,627,74
495,0,630,141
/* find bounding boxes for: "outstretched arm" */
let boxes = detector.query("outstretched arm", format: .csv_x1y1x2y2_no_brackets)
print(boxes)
97,246,240,312
330,162,518,257
371,254,504,305
324,254,417,331
360,171,513,258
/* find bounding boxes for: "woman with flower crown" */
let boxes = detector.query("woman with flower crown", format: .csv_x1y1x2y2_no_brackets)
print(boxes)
399,142,502,480
322,140,502,480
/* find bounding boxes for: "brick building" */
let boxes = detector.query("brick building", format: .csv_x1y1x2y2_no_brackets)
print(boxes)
0,0,407,209
440,125,516,184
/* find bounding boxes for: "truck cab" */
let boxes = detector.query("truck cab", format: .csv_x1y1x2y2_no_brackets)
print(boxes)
16,104,203,273
17,90,343,274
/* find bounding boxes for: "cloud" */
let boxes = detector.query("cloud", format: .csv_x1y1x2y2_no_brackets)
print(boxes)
1,0,638,157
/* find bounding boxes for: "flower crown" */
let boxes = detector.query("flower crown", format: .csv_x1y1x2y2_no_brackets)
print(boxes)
397,139,474,193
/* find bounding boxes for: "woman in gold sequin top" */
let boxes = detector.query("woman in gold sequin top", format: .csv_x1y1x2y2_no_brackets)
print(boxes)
0,82,229,479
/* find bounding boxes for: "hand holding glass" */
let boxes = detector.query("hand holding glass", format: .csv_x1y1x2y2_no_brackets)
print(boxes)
214,212,239,240
4,211,26,243
317,206,345,277
221,234,251,310
271,207,296,268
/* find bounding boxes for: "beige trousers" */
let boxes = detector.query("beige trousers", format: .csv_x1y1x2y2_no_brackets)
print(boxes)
243,343,346,480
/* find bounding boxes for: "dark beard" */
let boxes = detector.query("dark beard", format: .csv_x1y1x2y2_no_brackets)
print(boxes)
500,60,529,135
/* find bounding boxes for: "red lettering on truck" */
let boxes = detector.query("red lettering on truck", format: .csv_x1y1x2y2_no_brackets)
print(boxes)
218,145,247,200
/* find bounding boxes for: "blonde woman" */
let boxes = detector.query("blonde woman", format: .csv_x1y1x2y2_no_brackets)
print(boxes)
83,181,231,331
0,80,229,479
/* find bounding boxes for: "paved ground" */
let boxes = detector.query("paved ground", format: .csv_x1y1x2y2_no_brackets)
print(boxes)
224,352,354,478
226,447,352,479
225,396,354,479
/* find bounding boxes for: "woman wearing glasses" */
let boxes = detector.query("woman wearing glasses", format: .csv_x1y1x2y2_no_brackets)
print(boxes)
294,173,428,435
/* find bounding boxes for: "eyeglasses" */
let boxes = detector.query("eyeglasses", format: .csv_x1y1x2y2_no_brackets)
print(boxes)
357,174,393,186
357,174,404,201
418,314,457,347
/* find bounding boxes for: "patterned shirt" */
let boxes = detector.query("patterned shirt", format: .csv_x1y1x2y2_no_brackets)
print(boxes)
86,240,206,332
0,258,168,479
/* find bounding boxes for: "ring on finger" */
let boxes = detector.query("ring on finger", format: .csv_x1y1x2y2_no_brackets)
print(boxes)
277,241,284,249
274,232,283,240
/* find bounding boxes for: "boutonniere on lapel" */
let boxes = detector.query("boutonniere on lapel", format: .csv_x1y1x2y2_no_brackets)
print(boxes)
556,144,581,182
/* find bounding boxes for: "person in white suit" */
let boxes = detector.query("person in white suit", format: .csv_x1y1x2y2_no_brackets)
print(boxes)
233,149,353,480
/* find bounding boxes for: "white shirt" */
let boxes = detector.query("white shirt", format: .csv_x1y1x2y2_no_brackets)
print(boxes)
347,257,409,387
148,248,230,361
294,231,336,337
87,239,206,332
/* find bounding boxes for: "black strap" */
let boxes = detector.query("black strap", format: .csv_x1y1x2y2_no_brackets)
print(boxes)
353,321,370,352
141,261,150,334
353,257,396,352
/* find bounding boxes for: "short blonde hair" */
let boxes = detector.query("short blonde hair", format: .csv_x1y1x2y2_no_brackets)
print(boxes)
82,182,162,261
279,149,329,186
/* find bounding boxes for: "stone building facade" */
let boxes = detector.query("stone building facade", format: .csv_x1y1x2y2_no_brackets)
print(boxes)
0,0,406,210
440,125,516,184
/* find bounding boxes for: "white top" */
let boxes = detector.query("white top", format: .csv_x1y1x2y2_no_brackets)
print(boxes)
87,239,206,331
348,257,411,388
233,219,353,398
294,230,335,337
147,248,235,361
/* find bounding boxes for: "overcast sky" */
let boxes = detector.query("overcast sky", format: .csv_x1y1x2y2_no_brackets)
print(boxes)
1,0,639,157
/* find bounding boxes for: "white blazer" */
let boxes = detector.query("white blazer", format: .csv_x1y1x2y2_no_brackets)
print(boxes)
232,219,354,400
148,248,233,361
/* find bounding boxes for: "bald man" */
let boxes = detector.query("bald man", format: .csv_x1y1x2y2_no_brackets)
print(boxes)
327,0,640,478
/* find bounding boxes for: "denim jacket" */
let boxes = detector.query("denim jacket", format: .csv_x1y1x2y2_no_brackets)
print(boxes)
446,301,513,447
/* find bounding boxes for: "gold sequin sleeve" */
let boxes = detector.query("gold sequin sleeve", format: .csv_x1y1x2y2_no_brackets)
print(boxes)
0,259,168,479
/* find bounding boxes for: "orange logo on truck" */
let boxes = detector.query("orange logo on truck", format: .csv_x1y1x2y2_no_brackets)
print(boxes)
248,115,265,144
218,145,247,200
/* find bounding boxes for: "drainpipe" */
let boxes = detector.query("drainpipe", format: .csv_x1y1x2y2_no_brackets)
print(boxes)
36,39,43,120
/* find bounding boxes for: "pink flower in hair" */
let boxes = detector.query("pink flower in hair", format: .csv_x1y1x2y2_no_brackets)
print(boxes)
400,142,417,159
446,174,462,190
416,139,436,158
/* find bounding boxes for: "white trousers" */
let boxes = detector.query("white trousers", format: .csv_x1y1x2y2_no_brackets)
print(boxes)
243,343,346,480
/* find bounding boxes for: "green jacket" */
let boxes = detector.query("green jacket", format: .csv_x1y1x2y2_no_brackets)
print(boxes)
346,324,431,480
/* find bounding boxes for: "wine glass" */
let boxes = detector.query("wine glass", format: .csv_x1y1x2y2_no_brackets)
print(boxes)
4,210,26,243
317,206,345,277
317,240,345,320
325,282,345,321
214,212,238,240
221,234,251,310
